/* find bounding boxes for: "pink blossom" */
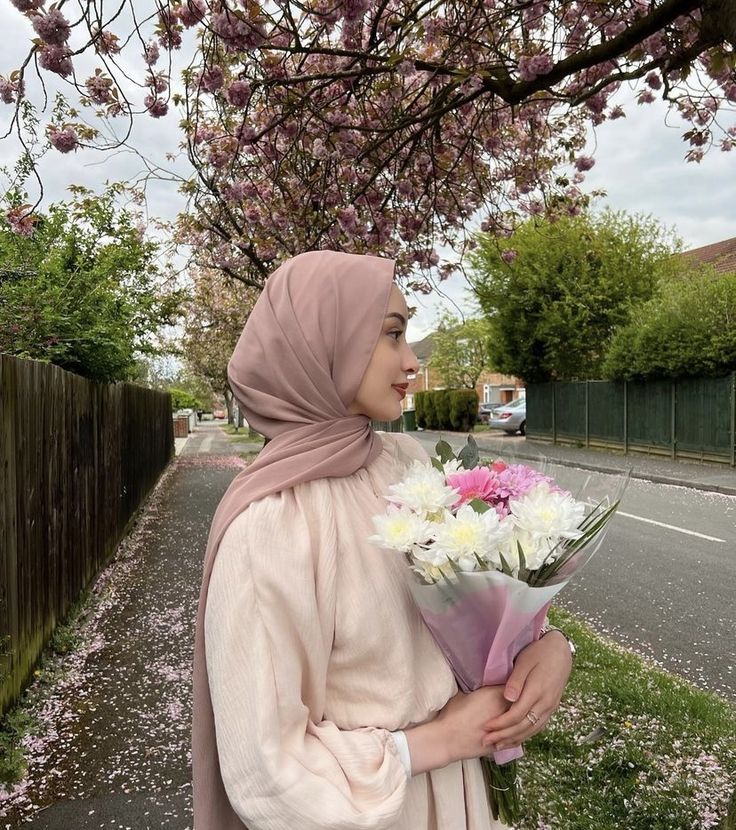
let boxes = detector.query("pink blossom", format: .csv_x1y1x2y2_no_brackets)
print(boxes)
37,44,73,77
0,76,23,104
200,66,225,92
85,73,113,105
32,9,71,45
157,8,182,50
48,125,79,153
96,30,121,55
144,95,168,118
574,155,595,172
176,0,206,27
637,89,656,105
226,78,251,108
447,467,502,508
11,0,44,10
495,465,556,501
645,71,662,90
143,41,160,66
501,248,518,264
5,205,37,237
518,54,554,82
212,11,267,52
609,105,626,119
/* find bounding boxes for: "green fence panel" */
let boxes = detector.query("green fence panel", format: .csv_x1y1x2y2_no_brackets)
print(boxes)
554,382,587,440
627,380,673,450
587,381,625,443
526,383,554,438
675,375,733,458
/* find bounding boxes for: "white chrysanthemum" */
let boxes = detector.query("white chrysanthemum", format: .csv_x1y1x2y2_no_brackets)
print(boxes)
431,504,512,569
509,483,586,541
386,460,458,514
369,504,433,552
441,458,462,475
504,528,562,571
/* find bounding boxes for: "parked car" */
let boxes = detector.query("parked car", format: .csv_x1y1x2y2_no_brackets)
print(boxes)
477,403,495,424
489,398,526,435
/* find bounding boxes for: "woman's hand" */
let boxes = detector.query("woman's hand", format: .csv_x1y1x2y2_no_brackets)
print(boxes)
482,631,572,751
404,685,509,774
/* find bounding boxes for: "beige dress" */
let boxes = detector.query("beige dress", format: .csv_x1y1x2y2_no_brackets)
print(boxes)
205,431,504,830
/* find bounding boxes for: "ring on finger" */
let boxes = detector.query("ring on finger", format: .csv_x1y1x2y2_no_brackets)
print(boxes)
525,709,539,726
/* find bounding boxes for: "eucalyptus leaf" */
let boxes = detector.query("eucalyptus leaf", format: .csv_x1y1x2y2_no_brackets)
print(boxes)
457,434,480,469
435,439,456,464
468,497,491,513
430,457,445,473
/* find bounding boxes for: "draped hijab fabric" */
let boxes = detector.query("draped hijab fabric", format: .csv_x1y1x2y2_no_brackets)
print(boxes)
191,250,396,829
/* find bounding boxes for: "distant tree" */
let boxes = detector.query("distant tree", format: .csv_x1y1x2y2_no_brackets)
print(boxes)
0,187,185,383
469,211,682,383
602,267,736,380
168,386,205,410
429,312,494,389
181,266,257,420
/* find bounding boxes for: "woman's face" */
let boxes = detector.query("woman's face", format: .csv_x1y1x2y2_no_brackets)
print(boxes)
347,284,419,422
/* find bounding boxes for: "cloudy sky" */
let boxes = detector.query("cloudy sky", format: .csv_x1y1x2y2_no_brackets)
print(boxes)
1,7,734,341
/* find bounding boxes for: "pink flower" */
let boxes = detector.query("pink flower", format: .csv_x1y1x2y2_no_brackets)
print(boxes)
0,76,23,104
495,465,556,501
48,125,79,153
176,0,206,27
5,205,37,237
38,44,73,77
225,79,251,107
446,467,502,508
11,0,45,10
645,71,662,90
85,73,113,104
32,9,71,45
200,66,225,92
144,95,168,118
96,30,121,55
501,248,518,264
143,41,160,66
574,155,595,172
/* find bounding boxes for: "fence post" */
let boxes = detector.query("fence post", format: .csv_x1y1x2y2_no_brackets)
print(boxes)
552,383,557,445
585,382,590,448
623,382,629,455
731,372,735,467
671,380,677,460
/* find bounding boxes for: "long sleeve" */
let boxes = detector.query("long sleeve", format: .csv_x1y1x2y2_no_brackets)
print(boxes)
204,489,409,830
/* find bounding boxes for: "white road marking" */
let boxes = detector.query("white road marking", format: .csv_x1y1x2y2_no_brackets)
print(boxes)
617,511,728,543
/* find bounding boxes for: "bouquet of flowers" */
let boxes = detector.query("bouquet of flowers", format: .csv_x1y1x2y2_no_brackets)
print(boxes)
369,437,626,824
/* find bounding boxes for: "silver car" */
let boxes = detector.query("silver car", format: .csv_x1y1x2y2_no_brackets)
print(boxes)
489,398,526,435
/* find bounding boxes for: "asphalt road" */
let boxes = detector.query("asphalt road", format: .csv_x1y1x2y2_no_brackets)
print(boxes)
411,431,736,700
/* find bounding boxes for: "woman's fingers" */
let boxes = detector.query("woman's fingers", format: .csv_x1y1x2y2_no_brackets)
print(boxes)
482,698,553,748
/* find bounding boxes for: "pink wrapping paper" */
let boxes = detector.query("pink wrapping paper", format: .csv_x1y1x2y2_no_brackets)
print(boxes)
409,571,568,765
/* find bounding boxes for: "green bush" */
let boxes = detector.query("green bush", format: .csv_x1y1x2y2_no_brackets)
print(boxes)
603,269,736,380
435,389,451,428
449,389,479,431
415,391,428,429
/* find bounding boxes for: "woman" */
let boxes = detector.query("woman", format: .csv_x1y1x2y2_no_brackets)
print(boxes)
192,250,572,830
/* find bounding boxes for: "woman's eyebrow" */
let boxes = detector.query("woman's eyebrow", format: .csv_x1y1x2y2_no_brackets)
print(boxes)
385,312,407,325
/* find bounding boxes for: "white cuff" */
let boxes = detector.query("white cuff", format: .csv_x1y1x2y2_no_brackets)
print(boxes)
390,730,412,779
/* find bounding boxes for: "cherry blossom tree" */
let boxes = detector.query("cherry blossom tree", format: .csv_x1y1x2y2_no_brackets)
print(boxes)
2,1,735,292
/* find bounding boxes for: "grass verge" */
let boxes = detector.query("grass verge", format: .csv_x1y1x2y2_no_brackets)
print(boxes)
219,423,265,443
518,607,735,829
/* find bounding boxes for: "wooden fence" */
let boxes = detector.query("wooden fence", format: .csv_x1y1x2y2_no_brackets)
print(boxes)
526,374,736,465
0,355,174,714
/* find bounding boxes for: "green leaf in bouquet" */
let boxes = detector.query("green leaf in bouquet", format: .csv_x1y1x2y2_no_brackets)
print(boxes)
473,552,489,570
430,457,445,474
516,540,529,581
498,551,515,577
468,497,491,513
435,439,456,464
457,435,479,470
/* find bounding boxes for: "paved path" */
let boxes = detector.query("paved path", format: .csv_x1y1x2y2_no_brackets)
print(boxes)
0,427,248,829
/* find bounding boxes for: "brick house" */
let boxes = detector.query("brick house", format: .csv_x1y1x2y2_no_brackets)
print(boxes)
403,332,524,412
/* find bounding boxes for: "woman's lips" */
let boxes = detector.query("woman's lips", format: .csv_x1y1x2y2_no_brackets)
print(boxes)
392,385,407,399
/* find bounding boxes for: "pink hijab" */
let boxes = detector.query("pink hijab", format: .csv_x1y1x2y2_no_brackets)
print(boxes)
191,250,395,829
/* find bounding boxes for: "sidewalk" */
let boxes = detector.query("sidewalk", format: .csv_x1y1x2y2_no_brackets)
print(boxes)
0,425,250,829
419,430,736,497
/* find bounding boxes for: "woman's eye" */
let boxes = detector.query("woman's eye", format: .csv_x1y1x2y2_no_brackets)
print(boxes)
388,330,403,341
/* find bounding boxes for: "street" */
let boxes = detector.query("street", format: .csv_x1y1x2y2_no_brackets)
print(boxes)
410,431,736,700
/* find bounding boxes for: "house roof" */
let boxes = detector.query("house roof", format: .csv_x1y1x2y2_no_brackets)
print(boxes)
679,236,736,274
408,332,436,363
